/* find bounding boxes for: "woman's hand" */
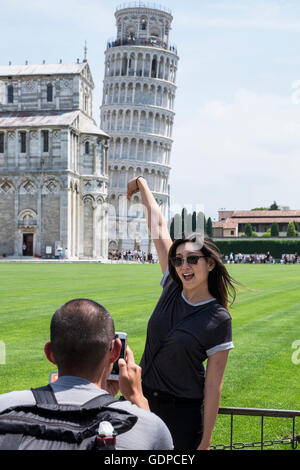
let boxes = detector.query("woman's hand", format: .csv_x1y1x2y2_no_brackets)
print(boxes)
127,177,142,201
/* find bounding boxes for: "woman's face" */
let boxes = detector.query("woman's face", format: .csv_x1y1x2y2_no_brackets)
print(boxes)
174,242,214,290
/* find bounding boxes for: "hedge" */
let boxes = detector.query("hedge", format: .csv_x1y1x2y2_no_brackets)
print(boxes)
214,238,300,258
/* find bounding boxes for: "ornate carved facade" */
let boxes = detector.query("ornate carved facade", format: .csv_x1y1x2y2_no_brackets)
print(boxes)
0,62,109,259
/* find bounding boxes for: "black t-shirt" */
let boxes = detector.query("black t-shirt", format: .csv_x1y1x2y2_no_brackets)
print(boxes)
140,270,234,400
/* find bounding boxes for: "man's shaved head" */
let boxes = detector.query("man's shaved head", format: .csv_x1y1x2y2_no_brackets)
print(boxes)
50,299,115,374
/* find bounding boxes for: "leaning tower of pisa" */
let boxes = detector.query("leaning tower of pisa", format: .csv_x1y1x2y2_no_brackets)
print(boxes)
100,2,179,253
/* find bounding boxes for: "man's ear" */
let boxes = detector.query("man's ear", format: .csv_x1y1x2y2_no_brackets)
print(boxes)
44,342,57,365
110,338,122,365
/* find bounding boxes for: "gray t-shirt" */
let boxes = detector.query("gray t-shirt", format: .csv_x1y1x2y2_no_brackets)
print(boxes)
0,376,173,450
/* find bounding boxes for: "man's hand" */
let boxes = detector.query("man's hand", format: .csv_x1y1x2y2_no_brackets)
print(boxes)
104,379,120,397
118,346,150,410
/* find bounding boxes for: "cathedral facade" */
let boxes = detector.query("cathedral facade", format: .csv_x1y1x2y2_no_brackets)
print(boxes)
0,4,178,259
0,61,109,259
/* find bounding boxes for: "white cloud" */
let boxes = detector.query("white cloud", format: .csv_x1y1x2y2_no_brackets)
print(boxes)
175,0,300,32
170,89,300,219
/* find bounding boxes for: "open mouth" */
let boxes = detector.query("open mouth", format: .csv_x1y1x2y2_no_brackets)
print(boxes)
183,273,194,281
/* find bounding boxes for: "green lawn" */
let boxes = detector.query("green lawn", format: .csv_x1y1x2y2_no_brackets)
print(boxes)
0,262,299,449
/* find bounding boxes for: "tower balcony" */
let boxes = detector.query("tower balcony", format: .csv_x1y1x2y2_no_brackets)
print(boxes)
106,37,177,56
116,2,172,15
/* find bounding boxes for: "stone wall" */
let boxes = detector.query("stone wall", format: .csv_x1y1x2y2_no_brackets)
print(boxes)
0,187,14,255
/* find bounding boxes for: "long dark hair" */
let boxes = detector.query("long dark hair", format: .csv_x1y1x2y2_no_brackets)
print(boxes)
168,233,239,310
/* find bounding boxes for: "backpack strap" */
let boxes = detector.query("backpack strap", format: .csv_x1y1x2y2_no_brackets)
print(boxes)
82,393,119,410
32,385,119,410
31,384,58,405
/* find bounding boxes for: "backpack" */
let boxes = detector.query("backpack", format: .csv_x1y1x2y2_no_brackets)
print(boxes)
0,384,138,450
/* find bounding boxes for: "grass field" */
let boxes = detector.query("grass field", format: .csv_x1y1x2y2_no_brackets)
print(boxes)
0,262,299,449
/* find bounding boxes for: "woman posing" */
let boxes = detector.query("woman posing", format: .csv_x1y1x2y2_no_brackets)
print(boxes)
127,176,238,451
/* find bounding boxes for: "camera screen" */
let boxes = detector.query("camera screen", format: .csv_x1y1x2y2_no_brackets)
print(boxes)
111,337,126,375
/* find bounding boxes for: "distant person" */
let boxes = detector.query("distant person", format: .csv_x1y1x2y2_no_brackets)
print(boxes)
127,177,238,451
0,299,173,450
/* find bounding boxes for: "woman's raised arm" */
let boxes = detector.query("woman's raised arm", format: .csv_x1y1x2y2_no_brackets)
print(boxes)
127,177,172,274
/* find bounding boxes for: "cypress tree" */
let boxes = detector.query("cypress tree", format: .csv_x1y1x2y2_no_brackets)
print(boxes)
207,217,213,237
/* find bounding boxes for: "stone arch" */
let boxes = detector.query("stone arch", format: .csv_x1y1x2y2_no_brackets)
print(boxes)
113,83,119,104
117,109,123,130
124,109,131,131
111,110,117,131
18,209,37,228
144,53,151,77
150,84,155,105
151,54,158,78
129,138,137,160
140,110,147,132
136,53,143,77
122,137,129,159
137,139,144,161
132,110,139,131
135,83,142,104
127,82,134,102
119,82,126,103
121,52,128,76
127,166,134,182
115,137,121,159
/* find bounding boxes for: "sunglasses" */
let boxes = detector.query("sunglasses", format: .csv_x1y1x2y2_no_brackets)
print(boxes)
170,255,208,267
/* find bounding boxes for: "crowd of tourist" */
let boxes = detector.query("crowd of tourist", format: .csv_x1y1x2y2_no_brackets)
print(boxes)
108,249,299,265
108,250,156,263
224,252,299,264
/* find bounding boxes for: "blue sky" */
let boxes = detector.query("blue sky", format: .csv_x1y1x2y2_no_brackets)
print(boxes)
1,0,300,219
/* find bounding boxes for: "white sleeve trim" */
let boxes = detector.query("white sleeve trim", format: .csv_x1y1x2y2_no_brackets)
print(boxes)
206,341,234,357
160,266,169,287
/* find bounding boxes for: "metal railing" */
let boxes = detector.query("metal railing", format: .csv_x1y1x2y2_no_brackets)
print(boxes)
106,37,177,55
212,406,300,450
116,2,172,15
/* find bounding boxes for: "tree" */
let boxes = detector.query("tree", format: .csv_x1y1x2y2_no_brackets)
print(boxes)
170,217,174,241
192,211,196,232
293,221,299,234
173,213,182,240
245,223,253,237
192,211,206,235
181,208,185,237
269,201,279,210
271,222,279,237
206,217,213,237
287,221,297,237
